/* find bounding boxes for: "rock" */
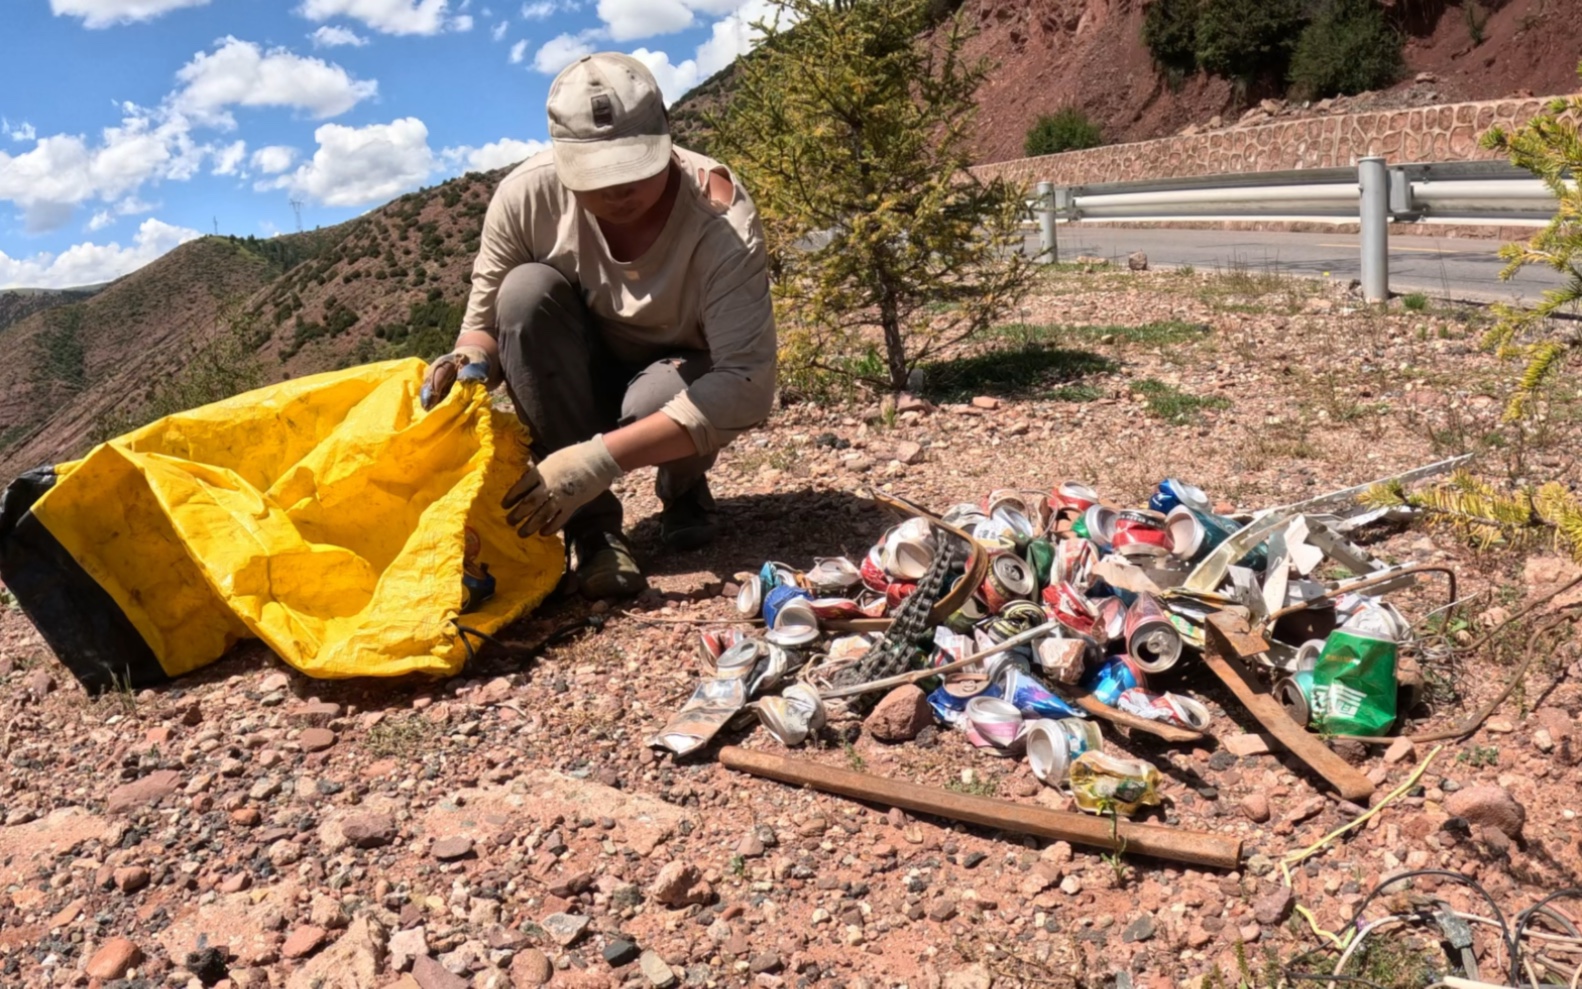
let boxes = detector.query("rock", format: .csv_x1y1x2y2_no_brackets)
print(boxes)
864,685,932,742
510,947,553,987
412,955,469,989
110,864,150,893
1127,251,1148,272
541,912,590,946
1222,734,1271,758
86,938,144,980
282,925,328,960
970,396,999,410
942,962,993,989
293,700,342,726
185,945,228,984
1416,71,1437,83
1240,793,1271,823
896,393,932,415
1253,887,1294,925
340,812,397,849
107,770,182,814
926,899,957,922
1534,728,1555,753
639,950,677,988
1122,915,1155,943
389,926,428,971
299,727,337,752
285,917,385,989
431,835,474,860
603,939,640,967
894,441,925,466
310,894,348,930
25,668,54,699
1384,737,1416,764
1445,785,1526,840
647,861,710,908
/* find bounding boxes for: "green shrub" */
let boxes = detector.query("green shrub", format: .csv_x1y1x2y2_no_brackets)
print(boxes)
1289,0,1403,99
1023,108,1104,157
1143,0,1200,79
1194,0,1306,83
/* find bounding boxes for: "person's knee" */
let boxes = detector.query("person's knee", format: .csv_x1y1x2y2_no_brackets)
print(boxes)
496,263,575,350
621,354,710,421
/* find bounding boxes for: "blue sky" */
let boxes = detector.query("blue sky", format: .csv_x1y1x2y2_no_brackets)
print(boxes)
0,0,774,289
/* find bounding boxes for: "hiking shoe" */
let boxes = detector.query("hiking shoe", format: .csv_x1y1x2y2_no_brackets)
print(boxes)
660,482,719,551
571,531,647,600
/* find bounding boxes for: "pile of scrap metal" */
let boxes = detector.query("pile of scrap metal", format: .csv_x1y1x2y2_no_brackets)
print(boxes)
652,456,1472,866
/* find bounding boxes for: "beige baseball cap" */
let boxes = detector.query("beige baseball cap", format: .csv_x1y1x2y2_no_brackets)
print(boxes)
546,52,672,192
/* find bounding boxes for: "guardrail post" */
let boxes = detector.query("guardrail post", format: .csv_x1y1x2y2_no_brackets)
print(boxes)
1035,181,1058,264
1359,156,1389,302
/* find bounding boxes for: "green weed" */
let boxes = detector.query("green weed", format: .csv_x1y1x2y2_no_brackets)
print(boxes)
1457,745,1499,768
920,334,1116,403
944,773,997,797
365,715,441,758
1131,378,1231,424
1401,292,1429,312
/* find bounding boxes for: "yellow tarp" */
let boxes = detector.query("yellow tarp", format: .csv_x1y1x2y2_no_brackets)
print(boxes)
32,358,562,680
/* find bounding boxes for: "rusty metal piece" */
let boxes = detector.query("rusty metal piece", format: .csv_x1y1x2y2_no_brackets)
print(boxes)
1202,611,1376,802
720,746,1242,869
1072,692,1204,744
1262,563,1459,630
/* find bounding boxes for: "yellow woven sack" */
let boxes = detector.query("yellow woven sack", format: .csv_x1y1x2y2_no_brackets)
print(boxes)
0,358,563,690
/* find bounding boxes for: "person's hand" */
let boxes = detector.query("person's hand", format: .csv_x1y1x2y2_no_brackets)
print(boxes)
420,345,492,410
502,436,625,536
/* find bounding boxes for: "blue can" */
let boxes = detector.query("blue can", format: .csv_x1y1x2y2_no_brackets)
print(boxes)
1148,478,1211,516
761,585,812,629
1082,655,1147,707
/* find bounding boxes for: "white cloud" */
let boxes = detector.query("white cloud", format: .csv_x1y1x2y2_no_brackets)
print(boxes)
451,13,474,29
2,119,36,143
509,39,528,63
491,19,508,39
87,210,116,232
296,0,459,36
598,0,691,41
520,0,564,17
0,218,200,291
693,0,780,77
251,145,299,174
0,104,200,233
85,195,155,231
271,117,436,207
50,0,209,28
310,24,370,46
441,137,547,174
212,139,248,175
533,30,603,73
173,37,378,128
629,49,700,104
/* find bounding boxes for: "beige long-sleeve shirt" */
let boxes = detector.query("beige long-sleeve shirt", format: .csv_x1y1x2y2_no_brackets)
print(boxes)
460,146,777,455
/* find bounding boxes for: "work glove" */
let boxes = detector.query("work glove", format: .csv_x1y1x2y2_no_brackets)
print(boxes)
502,435,625,537
421,345,492,411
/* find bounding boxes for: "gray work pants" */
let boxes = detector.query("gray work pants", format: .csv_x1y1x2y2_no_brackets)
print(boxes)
495,262,717,540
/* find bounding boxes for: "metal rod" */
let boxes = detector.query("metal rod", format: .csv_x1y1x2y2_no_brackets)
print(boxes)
817,621,1061,699
720,746,1243,869
1036,180,1056,263
1359,155,1390,303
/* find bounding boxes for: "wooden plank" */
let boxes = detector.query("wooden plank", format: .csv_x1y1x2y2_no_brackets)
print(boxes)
1202,612,1376,803
1072,693,1204,744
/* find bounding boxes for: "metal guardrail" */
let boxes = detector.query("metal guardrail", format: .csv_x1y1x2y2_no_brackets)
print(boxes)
1027,158,1569,303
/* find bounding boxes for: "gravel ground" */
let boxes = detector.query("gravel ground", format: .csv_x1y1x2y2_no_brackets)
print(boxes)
2,266,1580,989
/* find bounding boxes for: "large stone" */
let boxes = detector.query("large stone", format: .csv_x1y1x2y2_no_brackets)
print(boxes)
412,954,469,989
509,947,552,987
1445,785,1526,840
431,835,474,860
1253,887,1294,926
299,728,337,752
943,962,993,989
638,950,677,988
864,685,932,743
282,925,328,960
540,912,590,946
389,925,427,972
106,770,182,814
1240,793,1271,823
86,938,143,980
340,813,397,849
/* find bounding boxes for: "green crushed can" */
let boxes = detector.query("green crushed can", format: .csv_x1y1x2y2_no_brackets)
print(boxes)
1310,629,1397,736
1025,537,1054,591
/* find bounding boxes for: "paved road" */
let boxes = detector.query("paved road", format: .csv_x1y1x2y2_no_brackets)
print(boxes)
1025,226,1570,305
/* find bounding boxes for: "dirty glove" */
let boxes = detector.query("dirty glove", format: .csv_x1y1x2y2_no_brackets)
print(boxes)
502,436,625,536
420,344,492,410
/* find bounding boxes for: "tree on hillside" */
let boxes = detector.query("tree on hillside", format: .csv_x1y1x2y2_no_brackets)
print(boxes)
1288,0,1403,100
1194,0,1306,86
704,0,1034,393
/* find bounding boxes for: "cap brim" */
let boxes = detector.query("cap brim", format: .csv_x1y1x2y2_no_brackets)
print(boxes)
553,132,672,192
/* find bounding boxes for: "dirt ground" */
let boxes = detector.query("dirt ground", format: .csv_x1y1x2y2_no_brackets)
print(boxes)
2,264,1581,989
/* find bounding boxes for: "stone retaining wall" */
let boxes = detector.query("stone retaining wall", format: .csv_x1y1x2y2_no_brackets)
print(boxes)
973,96,1554,189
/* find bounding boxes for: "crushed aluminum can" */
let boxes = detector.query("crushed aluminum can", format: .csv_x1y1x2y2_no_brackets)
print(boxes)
885,581,918,611
1115,688,1212,731
714,639,766,680
1049,481,1101,514
943,578,988,633
931,625,974,667
990,504,1037,546
755,682,826,747
1113,508,1173,555
735,577,764,618
1274,673,1314,725
1058,716,1102,757
964,695,1025,753
766,594,820,648
745,642,795,696
882,518,936,581
1053,538,1099,590
762,585,813,629
806,597,867,620
981,551,1036,613
1035,636,1087,685
1079,504,1118,549
758,560,799,591
1024,537,1055,589
651,677,747,756
982,599,1046,642
828,633,879,664
1024,719,1075,784
970,516,1020,551
698,628,749,665
942,502,989,529
1148,478,1212,516
1095,596,1127,643
1164,504,1234,563
1069,751,1162,816
1082,654,1147,706
927,677,993,727
997,666,1082,719
859,545,889,594
1044,581,1099,636
1124,592,1184,673
805,557,862,595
